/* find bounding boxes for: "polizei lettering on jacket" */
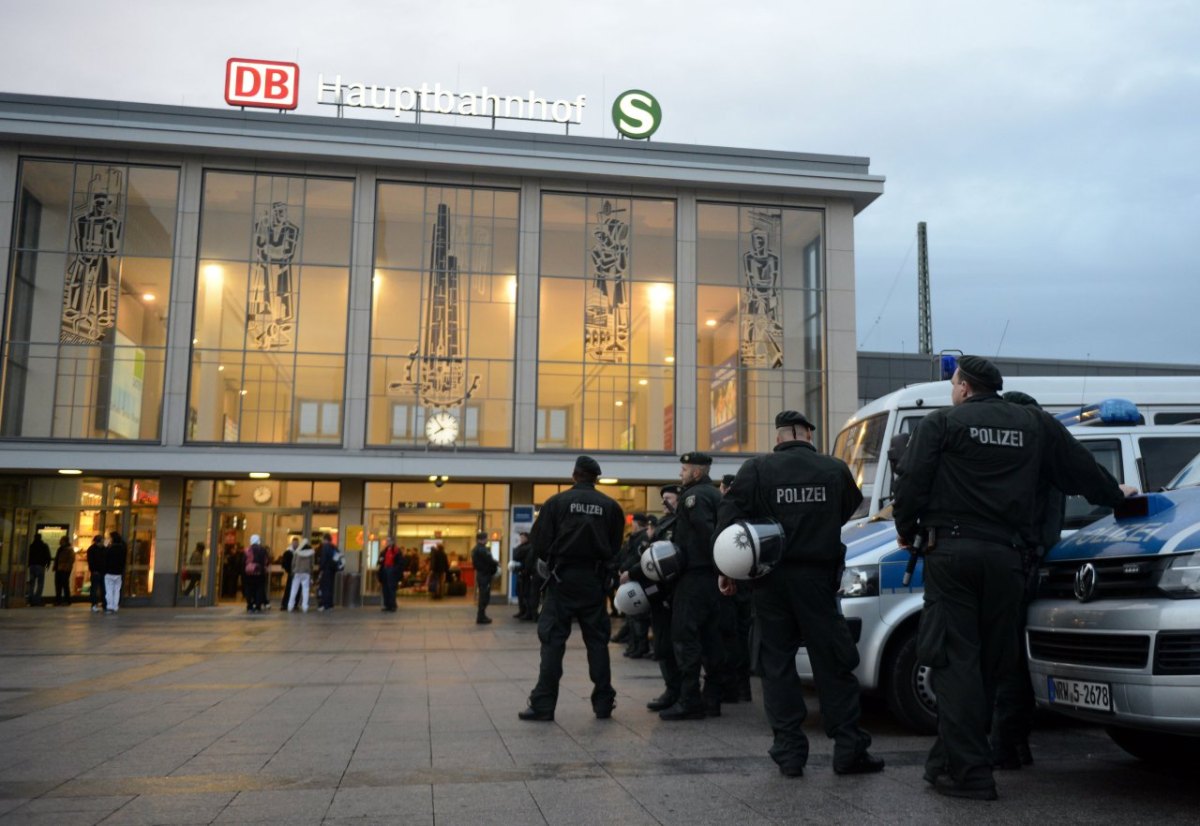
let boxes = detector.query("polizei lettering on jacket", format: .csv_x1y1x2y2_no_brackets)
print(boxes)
969,426,1025,447
570,503,605,516
776,485,828,504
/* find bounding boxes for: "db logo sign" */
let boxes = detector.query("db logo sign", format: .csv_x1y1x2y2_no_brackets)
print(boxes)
225,58,300,110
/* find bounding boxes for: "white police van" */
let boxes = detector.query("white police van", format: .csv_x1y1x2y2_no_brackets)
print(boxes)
802,393,1200,733
1026,455,1200,762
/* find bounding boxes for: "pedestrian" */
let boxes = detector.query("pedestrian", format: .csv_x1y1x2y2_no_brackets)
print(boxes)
894,356,1131,800
471,531,499,624
181,542,204,598
659,452,728,721
512,531,535,620
103,531,127,614
519,455,624,722
86,535,105,613
379,536,400,613
717,410,884,778
317,533,340,611
243,535,269,612
288,541,314,612
279,538,298,611
429,543,449,600
991,390,1064,769
26,532,50,606
53,537,74,605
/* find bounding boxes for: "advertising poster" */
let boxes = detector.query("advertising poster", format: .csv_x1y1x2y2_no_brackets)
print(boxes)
709,356,740,451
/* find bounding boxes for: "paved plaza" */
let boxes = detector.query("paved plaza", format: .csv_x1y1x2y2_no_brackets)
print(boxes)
0,602,1194,824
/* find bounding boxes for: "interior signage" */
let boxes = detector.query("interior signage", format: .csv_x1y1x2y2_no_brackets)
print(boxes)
225,58,300,110
317,75,586,124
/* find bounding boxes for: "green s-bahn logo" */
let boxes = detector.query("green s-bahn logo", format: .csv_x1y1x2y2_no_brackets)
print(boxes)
612,90,661,139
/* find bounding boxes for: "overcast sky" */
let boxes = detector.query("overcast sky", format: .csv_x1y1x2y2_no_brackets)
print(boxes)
4,0,1197,365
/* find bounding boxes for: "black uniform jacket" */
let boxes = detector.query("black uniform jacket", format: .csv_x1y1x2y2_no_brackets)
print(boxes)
471,543,499,579
894,394,1124,547
717,440,863,566
674,477,722,570
617,528,648,574
530,483,625,570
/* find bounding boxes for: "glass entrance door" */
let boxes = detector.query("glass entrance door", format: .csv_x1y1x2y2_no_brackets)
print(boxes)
212,509,308,605
368,510,484,601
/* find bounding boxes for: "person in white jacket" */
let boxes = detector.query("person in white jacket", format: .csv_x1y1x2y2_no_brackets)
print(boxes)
288,542,315,612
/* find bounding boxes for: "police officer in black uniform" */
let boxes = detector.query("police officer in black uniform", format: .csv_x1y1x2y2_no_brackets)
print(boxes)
617,513,652,658
894,356,1129,800
719,473,754,703
660,452,727,721
639,485,684,710
520,455,626,721
716,411,883,778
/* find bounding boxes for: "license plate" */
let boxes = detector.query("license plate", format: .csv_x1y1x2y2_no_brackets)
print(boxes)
1048,676,1112,712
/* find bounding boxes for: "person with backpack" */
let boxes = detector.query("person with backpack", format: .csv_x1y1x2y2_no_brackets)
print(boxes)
243,535,270,613
287,541,315,612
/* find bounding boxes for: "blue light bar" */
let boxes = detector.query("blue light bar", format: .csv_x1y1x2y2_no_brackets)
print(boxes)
939,355,957,381
1055,398,1142,426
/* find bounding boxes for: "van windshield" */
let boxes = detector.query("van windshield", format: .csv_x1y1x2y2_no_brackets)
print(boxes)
833,413,888,518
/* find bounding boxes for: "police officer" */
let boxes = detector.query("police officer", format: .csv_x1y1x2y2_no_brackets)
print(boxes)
991,390,1063,769
894,356,1129,800
617,513,652,658
520,455,625,721
639,485,684,710
660,452,727,720
718,473,754,703
716,411,883,778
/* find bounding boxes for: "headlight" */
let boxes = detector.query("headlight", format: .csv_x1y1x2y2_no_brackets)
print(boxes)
839,565,879,598
1158,552,1200,597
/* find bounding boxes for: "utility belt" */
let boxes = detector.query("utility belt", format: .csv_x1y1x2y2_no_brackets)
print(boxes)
931,522,1023,550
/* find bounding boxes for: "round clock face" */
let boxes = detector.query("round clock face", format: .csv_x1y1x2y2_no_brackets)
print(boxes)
425,411,459,446
252,485,272,504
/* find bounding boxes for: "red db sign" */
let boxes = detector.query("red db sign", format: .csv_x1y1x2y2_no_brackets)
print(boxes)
225,58,300,110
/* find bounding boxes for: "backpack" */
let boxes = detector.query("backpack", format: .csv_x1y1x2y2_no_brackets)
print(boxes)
244,547,261,576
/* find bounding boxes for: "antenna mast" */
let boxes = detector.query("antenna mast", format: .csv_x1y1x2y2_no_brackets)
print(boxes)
917,221,932,355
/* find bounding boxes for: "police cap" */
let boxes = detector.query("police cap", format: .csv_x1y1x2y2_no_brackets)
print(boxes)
660,484,682,497
956,355,1003,392
679,451,713,466
632,512,649,525
775,410,816,430
574,455,602,476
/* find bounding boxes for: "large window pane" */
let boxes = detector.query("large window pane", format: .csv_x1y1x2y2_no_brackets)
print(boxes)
1,159,178,441
189,171,352,444
537,192,676,452
368,183,518,448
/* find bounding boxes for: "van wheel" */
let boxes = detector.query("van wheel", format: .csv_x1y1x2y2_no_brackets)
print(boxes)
1106,726,1200,763
884,628,938,734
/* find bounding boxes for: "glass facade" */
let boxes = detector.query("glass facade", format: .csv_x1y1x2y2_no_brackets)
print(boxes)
2,160,178,439
189,172,353,444
537,194,676,451
695,203,825,453
368,184,518,448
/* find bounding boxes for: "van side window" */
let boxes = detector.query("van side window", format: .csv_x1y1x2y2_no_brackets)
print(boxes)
1138,437,1200,491
1064,440,1122,530
1153,412,1200,425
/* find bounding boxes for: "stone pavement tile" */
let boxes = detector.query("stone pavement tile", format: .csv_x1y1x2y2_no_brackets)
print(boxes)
8,795,134,815
0,811,110,826
170,753,271,775
213,788,334,824
433,811,546,826
326,784,431,819
432,781,540,817
0,801,28,817
95,792,237,825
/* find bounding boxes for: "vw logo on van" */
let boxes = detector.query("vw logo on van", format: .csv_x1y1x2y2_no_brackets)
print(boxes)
1074,563,1098,602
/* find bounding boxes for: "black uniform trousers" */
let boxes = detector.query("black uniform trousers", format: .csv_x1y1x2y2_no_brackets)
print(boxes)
921,539,1024,789
755,563,871,771
528,567,615,713
719,590,753,693
650,598,680,699
991,547,1039,757
671,568,726,710
476,574,493,620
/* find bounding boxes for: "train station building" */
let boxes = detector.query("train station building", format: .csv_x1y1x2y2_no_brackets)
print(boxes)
0,88,882,607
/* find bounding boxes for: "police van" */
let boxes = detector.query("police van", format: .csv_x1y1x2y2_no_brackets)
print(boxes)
1026,455,1200,762
834,375,1200,522
802,399,1200,733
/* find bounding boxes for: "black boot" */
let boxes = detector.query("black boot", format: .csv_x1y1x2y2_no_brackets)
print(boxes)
646,692,678,712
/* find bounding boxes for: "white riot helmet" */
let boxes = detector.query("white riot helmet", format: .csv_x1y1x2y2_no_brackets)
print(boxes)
714,520,786,579
614,581,651,616
640,540,683,583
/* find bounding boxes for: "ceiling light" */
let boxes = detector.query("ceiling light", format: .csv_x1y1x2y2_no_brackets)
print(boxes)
638,379,648,386
428,475,438,482
598,477,619,485
665,356,675,364
217,365,225,372
142,293,156,302
249,472,270,479
58,469,83,475
239,389,248,395
615,400,624,407
705,319,717,327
